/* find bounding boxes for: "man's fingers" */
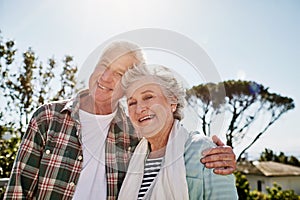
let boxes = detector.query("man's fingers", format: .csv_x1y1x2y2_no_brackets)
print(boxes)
212,135,225,146
200,153,237,175
202,146,234,156
202,160,237,175
213,167,236,175
201,140,237,175
202,160,236,169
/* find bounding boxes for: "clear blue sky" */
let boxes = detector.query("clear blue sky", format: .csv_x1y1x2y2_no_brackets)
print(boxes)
1,0,299,158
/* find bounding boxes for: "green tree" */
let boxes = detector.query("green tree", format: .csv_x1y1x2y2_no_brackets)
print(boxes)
259,148,300,167
288,156,300,167
0,31,81,198
1,43,80,132
259,148,276,161
52,55,78,101
4,48,38,132
186,80,295,161
0,126,19,191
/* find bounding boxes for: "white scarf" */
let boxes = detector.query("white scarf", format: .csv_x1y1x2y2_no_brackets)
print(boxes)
118,120,189,200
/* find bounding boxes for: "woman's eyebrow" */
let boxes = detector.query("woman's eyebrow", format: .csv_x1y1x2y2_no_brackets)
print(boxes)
141,90,154,94
127,89,155,101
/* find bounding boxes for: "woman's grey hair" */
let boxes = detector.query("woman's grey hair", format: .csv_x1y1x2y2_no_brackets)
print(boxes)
99,40,146,66
121,64,186,120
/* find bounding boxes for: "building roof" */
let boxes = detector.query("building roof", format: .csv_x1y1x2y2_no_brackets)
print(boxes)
237,161,300,177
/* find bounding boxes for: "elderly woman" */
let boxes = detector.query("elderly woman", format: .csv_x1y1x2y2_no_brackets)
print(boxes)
118,64,238,200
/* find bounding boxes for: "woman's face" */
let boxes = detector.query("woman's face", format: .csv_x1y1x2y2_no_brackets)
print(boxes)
126,82,175,138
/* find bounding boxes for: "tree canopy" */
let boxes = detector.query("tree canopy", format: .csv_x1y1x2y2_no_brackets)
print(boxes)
186,80,295,160
0,31,81,182
259,148,300,167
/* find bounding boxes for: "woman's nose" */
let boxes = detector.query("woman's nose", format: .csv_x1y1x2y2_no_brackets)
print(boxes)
136,102,147,114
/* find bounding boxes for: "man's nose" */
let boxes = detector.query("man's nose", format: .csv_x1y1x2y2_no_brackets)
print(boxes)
101,68,114,82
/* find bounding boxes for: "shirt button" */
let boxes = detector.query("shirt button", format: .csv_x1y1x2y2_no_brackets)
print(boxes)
45,150,51,154
69,182,75,187
78,155,83,161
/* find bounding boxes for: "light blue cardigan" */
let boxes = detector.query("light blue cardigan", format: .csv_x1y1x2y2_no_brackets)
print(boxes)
184,131,238,199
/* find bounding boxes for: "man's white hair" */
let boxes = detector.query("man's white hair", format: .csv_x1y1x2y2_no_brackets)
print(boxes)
99,40,146,66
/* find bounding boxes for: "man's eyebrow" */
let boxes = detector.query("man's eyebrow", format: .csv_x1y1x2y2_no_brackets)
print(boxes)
100,59,112,66
117,68,126,74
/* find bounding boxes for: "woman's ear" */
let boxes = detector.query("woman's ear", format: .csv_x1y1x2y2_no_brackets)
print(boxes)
171,104,177,112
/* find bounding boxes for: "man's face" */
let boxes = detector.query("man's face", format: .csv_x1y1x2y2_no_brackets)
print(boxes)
89,54,138,107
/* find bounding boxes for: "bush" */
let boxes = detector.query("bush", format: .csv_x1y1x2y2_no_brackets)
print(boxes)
235,172,300,200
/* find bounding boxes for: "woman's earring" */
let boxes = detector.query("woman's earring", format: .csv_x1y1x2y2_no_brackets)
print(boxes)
172,106,176,112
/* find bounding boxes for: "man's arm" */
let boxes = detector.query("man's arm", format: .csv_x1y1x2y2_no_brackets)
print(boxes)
200,135,236,175
4,113,44,199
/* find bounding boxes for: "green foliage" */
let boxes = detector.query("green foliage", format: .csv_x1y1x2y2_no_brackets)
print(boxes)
1,33,80,133
186,80,295,161
52,55,78,101
289,156,300,167
0,31,81,198
248,184,300,200
259,148,300,167
0,126,19,178
5,48,37,130
234,171,250,199
234,172,300,200
249,190,267,200
260,148,275,161
265,183,300,200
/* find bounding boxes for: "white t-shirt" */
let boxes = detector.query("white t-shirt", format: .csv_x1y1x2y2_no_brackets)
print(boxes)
72,109,116,200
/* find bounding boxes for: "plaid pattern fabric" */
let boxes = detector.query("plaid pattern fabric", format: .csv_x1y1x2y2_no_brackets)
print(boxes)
105,106,139,200
4,90,139,200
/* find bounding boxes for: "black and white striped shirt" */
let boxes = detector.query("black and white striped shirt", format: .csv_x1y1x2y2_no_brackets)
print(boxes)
137,157,163,200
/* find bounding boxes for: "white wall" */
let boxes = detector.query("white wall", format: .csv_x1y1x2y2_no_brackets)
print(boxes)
246,175,300,195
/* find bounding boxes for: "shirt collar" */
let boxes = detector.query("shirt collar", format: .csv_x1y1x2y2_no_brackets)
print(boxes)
62,89,127,124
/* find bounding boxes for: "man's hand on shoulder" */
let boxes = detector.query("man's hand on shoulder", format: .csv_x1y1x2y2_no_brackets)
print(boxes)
200,135,236,175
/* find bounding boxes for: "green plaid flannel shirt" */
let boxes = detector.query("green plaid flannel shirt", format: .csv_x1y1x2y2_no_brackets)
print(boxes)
4,90,139,200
